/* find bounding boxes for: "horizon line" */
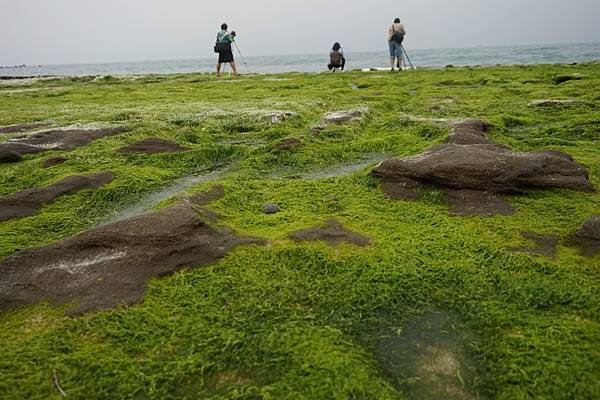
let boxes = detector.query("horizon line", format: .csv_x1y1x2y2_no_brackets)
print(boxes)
2,40,599,69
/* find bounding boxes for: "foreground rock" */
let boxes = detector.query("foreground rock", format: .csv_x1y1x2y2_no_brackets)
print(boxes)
566,215,600,257
290,219,370,246
117,138,191,154
0,172,113,222
375,144,593,193
0,204,263,314
0,126,128,163
374,119,594,216
0,122,48,135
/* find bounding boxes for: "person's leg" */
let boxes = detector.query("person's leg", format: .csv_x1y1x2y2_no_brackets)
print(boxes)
216,63,222,76
389,42,396,70
341,57,346,71
230,61,238,75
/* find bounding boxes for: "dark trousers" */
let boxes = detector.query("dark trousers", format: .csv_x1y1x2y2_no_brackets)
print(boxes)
328,57,346,71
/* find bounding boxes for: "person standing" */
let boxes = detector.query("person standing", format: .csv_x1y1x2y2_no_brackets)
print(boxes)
388,18,406,71
215,23,238,76
328,42,346,72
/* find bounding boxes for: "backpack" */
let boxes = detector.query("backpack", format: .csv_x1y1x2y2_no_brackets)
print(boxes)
330,50,342,65
391,30,404,44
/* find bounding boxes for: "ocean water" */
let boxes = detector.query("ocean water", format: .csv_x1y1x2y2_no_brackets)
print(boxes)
1,42,599,77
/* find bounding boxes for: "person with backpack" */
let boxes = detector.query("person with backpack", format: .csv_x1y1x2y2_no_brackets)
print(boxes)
328,42,346,72
215,23,238,76
388,18,406,71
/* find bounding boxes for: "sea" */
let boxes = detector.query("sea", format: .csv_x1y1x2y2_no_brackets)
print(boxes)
1,42,599,77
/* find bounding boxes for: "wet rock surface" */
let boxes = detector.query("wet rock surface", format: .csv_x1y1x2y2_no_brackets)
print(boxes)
374,310,483,400
444,189,516,217
0,122,48,135
117,138,191,154
512,232,560,258
289,219,370,246
0,172,114,222
0,204,263,314
42,156,68,168
566,215,600,257
0,127,128,163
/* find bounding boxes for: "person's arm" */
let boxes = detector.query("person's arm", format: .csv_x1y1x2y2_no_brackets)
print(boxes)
400,24,406,36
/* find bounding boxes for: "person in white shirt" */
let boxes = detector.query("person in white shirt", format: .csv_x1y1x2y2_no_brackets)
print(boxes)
388,18,406,71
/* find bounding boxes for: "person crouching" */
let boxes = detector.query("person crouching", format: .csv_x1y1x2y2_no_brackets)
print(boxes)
328,42,346,72
215,23,238,76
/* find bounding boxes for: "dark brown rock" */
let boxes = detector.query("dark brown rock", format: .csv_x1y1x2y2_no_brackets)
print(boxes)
117,138,191,154
512,232,560,258
0,149,22,163
289,219,370,247
0,122,48,135
444,189,516,217
0,172,114,222
277,138,302,151
0,204,263,314
42,157,68,168
576,215,600,240
0,127,128,163
373,143,594,193
444,120,496,145
566,215,600,257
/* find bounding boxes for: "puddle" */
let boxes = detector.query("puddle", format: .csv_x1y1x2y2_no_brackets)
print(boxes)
374,310,485,400
268,153,388,180
104,165,231,224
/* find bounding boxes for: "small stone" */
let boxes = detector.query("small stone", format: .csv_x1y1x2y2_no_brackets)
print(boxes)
262,203,280,214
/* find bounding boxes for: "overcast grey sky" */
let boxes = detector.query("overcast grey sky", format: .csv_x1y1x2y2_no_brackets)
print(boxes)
1,0,599,65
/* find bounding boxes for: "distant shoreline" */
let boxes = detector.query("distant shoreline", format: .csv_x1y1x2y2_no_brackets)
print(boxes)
2,42,599,77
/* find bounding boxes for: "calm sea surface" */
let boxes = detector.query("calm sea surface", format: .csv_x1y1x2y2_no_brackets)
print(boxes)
2,42,599,77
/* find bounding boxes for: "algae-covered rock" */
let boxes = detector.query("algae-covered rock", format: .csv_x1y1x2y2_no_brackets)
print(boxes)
0,172,114,222
0,204,263,314
374,144,594,193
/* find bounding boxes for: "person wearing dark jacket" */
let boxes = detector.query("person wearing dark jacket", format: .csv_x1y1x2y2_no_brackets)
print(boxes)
215,23,238,76
328,42,346,72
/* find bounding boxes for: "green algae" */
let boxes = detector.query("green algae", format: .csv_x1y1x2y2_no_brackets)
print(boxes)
1,63,599,399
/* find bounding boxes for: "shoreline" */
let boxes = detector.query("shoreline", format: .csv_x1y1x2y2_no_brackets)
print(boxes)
2,42,599,77
1,60,599,81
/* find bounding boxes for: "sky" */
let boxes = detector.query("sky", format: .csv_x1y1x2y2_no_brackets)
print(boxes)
1,0,599,65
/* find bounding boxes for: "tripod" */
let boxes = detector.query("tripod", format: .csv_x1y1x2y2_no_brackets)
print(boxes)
233,42,251,74
401,45,414,70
